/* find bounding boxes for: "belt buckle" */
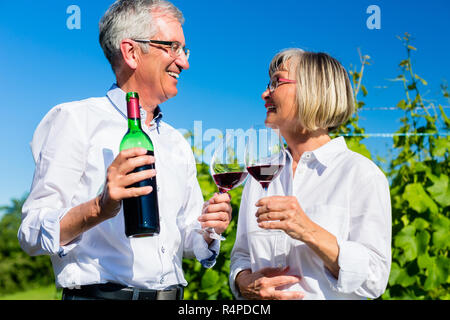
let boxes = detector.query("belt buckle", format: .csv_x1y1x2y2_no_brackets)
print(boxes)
156,289,176,300
132,288,140,300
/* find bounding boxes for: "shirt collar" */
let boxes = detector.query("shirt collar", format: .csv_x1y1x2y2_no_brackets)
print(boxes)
310,136,348,167
285,136,348,168
106,84,164,132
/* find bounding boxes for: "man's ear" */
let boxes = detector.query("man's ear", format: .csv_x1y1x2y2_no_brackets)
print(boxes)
119,39,139,70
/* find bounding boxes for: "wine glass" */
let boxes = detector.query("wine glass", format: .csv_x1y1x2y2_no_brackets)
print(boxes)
196,133,248,241
245,125,286,194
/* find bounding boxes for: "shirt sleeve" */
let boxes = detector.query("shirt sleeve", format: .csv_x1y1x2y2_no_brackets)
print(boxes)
179,149,220,268
324,172,392,299
18,105,87,257
229,181,252,299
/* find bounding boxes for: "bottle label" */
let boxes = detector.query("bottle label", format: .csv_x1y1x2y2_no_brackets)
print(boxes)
127,97,140,119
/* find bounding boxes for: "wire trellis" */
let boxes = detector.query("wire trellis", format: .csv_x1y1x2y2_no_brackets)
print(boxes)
359,105,450,111
339,132,449,137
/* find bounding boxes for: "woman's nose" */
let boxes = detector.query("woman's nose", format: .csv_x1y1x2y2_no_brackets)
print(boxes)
262,87,271,101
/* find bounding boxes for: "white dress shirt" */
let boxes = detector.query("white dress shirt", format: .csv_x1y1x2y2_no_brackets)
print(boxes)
230,137,391,300
18,84,219,290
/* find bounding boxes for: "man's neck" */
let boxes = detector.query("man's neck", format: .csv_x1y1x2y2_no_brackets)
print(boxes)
117,79,160,126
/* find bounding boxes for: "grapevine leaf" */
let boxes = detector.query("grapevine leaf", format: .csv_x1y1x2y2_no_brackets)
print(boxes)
397,99,407,109
394,225,417,262
423,257,448,291
388,262,401,286
361,85,368,97
414,74,428,86
403,183,438,214
397,267,417,288
438,105,450,127
416,230,430,256
200,269,220,295
433,229,450,249
399,60,409,67
413,161,431,174
432,216,450,250
412,218,430,230
417,253,433,270
432,137,450,158
426,174,450,207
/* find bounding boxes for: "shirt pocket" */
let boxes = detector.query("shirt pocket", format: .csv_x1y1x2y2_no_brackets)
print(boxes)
303,204,349,242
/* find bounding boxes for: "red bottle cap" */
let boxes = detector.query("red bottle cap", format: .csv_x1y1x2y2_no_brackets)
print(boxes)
127,97,140,119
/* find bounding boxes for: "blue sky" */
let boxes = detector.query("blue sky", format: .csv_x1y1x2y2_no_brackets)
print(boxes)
0,0,449,209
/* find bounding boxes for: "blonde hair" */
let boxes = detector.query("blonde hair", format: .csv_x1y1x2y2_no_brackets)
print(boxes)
269,48,355,132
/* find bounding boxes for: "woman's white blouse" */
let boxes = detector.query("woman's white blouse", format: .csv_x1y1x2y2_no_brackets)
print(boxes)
230,137,392,299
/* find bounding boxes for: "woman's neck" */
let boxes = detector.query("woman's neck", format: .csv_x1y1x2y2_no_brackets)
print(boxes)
283,128,331,162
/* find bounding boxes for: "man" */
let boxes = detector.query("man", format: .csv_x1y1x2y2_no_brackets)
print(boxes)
18,0,232,300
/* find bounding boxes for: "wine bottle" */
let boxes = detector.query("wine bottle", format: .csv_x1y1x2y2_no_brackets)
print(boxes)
119,92,160,238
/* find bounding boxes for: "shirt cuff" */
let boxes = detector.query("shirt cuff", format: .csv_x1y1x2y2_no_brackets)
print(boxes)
193,233,221,268
42,208,82,257
325,240,370,293
229,265,251,300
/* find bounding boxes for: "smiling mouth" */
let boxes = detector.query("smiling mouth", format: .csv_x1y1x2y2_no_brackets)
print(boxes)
168,71,179,79
266,104,277,112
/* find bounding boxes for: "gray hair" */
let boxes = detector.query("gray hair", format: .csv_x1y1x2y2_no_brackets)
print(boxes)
99,0,184,72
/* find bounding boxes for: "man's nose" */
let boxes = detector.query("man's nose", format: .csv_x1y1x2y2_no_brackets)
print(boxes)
176,52,190,70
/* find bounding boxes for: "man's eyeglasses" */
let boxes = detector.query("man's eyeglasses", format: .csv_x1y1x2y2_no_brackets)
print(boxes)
132,39,190,60
267,77,296,93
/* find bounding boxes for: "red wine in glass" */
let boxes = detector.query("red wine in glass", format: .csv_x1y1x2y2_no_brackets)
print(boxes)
195,134,247,241
245,125,286,192
213,171,249,193
246,164,284,190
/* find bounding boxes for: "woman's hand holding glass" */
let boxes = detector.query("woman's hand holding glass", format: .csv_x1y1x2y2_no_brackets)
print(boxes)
235,267,304,300
255,196,311,240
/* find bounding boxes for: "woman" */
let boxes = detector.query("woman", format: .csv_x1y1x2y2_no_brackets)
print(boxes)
230,49,391,300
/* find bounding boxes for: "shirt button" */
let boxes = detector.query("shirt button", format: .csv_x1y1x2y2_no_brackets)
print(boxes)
160,277,165,284
161,246,165,253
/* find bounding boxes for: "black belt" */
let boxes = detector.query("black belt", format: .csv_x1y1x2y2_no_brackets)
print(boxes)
63,282,184,300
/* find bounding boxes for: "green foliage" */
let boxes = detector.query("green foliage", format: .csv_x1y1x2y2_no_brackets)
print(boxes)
332,50,372,160
0,285,62,300
382,33,449,300
0,195,55,296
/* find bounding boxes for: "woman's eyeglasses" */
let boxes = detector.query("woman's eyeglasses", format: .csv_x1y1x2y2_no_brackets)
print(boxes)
267,77,296,93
